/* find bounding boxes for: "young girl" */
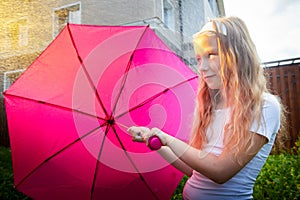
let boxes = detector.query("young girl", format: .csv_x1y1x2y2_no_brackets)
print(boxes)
128,16,286,199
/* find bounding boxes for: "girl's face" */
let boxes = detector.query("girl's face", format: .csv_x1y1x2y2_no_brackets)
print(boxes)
194,34,221,90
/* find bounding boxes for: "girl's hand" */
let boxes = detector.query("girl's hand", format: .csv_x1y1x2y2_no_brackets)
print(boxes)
148,128,169,146
127,126,150,142
128,126,171,146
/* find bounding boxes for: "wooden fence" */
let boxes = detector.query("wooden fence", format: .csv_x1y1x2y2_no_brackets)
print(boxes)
1,58,300,148
263,57,300,149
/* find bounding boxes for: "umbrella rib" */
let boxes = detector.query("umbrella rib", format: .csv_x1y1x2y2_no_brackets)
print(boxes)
110,124,160,200
111,25,149,115
111,53,133,115
4,93,106,121
15,124,104,188
67,24,109,118
115,75,198,119
90,122,111,200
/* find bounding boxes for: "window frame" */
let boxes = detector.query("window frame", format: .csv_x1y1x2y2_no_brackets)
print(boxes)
6,17,29,49
52,1,81,38
162,0,175,31
3,69,25,93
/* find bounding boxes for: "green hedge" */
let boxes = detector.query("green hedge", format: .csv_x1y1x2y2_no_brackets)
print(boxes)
253,138,300,200
0,138,299,200
0,147,29,200
172,137,300,199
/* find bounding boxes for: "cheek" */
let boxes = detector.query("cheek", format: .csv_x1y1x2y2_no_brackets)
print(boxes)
210,61,222,84
210,60,221,74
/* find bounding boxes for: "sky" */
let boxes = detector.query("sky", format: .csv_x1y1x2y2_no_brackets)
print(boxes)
223,0,300,63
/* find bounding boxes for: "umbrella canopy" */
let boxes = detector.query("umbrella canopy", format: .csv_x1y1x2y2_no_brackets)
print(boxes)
4,24,198,200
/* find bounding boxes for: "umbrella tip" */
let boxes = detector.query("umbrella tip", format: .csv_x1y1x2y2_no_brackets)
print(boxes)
106,117,115,126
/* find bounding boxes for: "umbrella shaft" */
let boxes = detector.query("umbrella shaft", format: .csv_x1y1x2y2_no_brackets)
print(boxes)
116,122,129,129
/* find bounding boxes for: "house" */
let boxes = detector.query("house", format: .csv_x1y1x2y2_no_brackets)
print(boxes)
0,0,225,146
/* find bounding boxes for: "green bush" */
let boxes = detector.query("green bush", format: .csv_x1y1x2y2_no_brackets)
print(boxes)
171,175,188,200
1,139,299,200
0,146,29,200
253,137,300,200
172,137,300,200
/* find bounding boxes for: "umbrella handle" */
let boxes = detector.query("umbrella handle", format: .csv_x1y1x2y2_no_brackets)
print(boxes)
148,135,162,150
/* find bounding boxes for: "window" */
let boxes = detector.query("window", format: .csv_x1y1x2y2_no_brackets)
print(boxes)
3,69,25,92
163,0,175,31
206,0,218,18
7,18,28,49
53,2,81,37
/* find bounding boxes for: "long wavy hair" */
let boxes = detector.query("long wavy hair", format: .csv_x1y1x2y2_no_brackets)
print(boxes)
190,16,287,161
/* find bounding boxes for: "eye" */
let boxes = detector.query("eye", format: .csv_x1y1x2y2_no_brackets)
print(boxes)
208,52,218,59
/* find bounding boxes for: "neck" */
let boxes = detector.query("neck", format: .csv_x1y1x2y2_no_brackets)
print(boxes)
209,89,226,110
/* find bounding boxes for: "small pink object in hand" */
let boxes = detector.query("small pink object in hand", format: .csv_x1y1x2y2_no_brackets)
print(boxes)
148,135,162,150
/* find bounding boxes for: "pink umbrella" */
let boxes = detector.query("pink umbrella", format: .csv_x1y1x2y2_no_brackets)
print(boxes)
4,24,198,200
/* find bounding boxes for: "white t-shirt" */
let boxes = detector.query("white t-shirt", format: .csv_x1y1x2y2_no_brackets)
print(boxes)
183,93,281,200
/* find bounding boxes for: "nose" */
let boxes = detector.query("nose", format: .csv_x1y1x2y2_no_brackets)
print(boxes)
198,59,209,72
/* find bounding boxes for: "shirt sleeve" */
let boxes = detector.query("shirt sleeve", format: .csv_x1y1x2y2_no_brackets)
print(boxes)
250,93,281,142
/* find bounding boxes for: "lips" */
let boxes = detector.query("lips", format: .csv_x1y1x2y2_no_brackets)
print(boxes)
203,74,216,80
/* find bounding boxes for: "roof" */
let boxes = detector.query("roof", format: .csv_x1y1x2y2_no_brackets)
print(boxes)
262,57,300,68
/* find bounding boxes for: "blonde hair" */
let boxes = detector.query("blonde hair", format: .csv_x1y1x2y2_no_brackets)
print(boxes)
190,16,286,161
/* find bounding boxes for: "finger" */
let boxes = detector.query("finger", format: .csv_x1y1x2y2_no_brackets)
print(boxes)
149,127,161,136
128,126,151,143
127,126,149,134
132,131,148,142
127,126,139,134
149,128,167,146
132,135,145,142
139,127,150,134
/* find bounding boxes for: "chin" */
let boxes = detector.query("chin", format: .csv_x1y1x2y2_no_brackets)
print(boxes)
207,85,220,90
